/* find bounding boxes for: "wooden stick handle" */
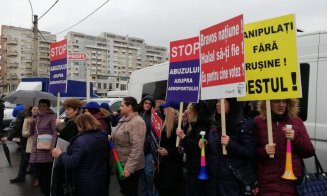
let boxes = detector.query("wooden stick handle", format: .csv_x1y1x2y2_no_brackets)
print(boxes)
176,102,184,147
221,98,227,155
266,100,274,158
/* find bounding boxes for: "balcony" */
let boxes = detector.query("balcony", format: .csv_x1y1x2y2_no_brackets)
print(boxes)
7,50,18,56
8,37,18,45
40,53,49,59
9,62,19,68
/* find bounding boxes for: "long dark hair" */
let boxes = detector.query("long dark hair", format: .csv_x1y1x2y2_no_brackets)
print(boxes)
212,98,242,135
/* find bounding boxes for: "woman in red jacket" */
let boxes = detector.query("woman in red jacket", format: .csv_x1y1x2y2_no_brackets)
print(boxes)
254,99,315,195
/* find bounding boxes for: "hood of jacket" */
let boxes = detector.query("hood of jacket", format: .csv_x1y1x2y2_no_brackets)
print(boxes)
139,95,155,113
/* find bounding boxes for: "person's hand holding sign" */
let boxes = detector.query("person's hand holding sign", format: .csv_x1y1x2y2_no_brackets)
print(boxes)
265,143,276,156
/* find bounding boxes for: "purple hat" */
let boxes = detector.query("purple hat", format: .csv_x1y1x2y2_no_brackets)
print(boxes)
81,101,100,110
160,101,180,110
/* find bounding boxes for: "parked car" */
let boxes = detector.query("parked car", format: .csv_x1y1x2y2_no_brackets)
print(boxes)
2,102,16,130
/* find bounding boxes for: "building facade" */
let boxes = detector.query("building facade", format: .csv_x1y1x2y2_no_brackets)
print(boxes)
66,31,167,96
0,25,56,93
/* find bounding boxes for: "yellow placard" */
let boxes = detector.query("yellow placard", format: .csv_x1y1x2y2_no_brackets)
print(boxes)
238,14,301,101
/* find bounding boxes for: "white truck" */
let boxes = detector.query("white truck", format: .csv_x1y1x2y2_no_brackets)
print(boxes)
128,31,327,171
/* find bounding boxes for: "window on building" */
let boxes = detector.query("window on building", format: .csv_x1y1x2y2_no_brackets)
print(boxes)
116,83,119,89
98,83,101,89
109,83,113,91
104,83,107,89
121,84,127,91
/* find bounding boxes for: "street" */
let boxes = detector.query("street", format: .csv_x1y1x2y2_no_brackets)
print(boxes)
0,142,122,196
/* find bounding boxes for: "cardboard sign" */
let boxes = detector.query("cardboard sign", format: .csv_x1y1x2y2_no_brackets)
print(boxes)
200,15,245,99
151,108,162,163
238,14,301,101
166,37,200,103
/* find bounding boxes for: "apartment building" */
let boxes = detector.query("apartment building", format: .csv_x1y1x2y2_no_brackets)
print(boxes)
66,31,167,96
0,25,56,93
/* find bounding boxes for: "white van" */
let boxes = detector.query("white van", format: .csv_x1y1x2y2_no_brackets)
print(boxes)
106,90,128,98
128,31,327,171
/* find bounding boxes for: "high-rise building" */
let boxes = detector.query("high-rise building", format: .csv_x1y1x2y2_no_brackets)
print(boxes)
0,25,56,93
66,31,167,96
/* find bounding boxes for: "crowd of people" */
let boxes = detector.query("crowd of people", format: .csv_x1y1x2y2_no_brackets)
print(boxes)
0,95,315,196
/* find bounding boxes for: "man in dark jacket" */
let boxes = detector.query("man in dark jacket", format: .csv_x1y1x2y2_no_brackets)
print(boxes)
5,107,29,183
0,97,4,132
138,95,158,196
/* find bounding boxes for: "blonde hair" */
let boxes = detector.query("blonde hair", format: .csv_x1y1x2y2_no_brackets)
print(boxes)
161,107,178,138
257,99,300,119
100,108,110,117
75,113,101,132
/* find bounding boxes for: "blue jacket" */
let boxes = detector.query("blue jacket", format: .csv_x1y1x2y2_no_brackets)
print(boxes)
58,130,109,196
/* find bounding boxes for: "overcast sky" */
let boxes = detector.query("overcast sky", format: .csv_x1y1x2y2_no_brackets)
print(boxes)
0,0,326,48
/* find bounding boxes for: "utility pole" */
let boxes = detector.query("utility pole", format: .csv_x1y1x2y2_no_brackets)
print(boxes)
32,15,39,76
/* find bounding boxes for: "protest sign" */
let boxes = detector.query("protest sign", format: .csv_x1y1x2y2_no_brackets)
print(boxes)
49,39,68,94
151,108,162,163
239,14,301,101
167,37,200,103
200,15,245,99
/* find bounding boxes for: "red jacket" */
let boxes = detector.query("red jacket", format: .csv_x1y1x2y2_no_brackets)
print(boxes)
254,116,314,196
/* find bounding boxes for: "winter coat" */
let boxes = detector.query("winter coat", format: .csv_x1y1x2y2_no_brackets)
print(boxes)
254,115,315,195
93,112,109,133
22,118,33,153
139,95,155,155
56,115,79,142
112,112,146,173
154,125,183,191
58,129,109,196
181,119,210,175
206,114,256,196
29,110,57,163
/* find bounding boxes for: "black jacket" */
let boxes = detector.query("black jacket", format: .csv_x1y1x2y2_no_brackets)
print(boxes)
181,119,210,175
206,113,256,196
139,95,155,155
57,116,79,142
155,125,183,191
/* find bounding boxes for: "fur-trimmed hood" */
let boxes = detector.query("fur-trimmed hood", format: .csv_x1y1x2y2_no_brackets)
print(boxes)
257,99,300,119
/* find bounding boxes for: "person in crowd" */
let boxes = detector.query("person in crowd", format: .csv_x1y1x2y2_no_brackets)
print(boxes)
56,99,82,142
138,95,157,196
22,106,39,187
176,101,210,196
52,113,109,196
154,101,183,196
254,99,315,195
111,109,122,127
82,101,109,133
0,96,5,132
52,99,82,195
12,104,25,118
29,99,57,196
246,101,260,119
2,105,29,183
199,98,257,196
111,96,146,196
100,102,112,135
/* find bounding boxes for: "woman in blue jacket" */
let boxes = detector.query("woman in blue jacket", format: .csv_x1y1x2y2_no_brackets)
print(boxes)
52,113,109,196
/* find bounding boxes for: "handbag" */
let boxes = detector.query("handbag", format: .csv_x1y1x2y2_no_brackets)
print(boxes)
296,154,327,196
225,160,260,195
36,119,53,150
